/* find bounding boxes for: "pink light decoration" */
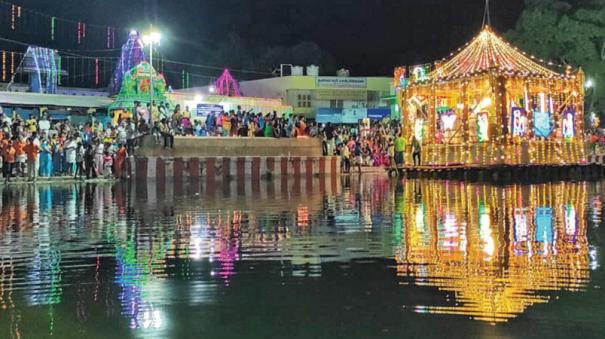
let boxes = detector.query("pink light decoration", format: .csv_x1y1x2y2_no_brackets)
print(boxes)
77,22,82,44
107,27,111,48
95,58,99,85
214,68,241,97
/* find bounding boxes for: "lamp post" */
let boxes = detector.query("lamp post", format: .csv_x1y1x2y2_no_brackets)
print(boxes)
585,79,596,132
142,29,161,125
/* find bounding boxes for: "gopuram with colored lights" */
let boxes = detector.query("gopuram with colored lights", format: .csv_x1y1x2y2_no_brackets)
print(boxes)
394,25,587,172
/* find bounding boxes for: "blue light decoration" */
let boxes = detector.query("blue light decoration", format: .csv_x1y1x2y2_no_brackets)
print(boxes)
110,30,146,95
533,110,552,138
535,207,553,244
20,46,62,94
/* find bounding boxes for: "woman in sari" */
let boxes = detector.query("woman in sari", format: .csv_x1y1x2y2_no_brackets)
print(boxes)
39,139,53,177
114,144,128,179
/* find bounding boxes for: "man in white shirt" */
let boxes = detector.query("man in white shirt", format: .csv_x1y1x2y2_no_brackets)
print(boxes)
0,107,12,126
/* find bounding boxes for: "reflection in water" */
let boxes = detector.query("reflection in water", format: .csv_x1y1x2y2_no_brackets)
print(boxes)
0,177,601,338
394,181,591,323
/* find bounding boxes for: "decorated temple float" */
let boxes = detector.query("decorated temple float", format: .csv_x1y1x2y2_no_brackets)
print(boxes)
395,26,587,169
108,61,172,122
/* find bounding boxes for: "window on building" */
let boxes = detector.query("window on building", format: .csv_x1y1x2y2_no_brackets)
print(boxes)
329,100,343,109
367,91,380,108
297,94,311,108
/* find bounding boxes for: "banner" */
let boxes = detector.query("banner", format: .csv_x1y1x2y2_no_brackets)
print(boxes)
196,103,223,117
315,108,342,124
342,107,367,124
367,107,391,120
533,110,552,138
562,107,575,139
316,77,367,89
511,107,527,137
315,89,366,101
477,112,489,142
437,106,456,131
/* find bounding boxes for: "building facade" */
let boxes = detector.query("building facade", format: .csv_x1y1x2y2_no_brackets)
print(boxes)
238,75,395,122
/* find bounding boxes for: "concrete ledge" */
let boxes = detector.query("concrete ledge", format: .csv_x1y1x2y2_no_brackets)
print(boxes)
129,156,341,180
137,135,323,157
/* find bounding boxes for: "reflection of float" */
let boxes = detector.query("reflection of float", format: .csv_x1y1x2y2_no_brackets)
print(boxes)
394,181,590,323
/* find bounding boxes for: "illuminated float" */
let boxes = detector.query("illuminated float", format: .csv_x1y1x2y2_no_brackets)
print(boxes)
395,26,586,167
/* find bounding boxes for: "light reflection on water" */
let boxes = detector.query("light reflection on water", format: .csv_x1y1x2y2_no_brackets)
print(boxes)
0,177,603,338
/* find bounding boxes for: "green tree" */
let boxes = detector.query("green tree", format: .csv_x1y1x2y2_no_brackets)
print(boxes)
506,0,605,112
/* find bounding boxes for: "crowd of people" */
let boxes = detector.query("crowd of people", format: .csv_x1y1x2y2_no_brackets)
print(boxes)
1,101,422,183
1,109,131,183
320,121,421,174
136,103,317,149
143,102,421,172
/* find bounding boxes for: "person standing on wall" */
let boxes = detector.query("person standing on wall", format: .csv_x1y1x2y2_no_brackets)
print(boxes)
324,123,335,155
411,136,421,166
24,137,40,182
84,144,97,180
394,131,406,169
2,137,16,183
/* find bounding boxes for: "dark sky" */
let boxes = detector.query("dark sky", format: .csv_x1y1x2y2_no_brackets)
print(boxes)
4,0,527,78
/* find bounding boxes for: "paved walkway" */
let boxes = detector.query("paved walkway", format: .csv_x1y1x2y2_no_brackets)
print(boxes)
0,176,115,186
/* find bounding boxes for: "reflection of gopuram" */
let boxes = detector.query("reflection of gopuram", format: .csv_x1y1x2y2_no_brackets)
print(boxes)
394,181,590,323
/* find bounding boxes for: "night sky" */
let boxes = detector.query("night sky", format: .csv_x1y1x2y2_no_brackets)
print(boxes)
4,0,527,79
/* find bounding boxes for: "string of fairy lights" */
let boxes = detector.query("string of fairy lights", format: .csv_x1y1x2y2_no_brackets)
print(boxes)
432,27,565,81
0,1,273,89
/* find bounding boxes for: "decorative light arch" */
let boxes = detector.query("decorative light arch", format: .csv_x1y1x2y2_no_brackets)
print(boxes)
214,68,241,97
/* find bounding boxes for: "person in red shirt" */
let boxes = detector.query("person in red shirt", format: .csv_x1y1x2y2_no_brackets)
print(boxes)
3,139,16,183
13,136,26,177
24,137,40,182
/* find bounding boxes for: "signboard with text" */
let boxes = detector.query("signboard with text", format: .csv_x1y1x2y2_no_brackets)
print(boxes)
316,77,367,89
196,104,223,117
342,107,367,124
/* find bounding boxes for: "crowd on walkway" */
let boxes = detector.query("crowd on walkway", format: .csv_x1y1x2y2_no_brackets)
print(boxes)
319,121,422,174
139,102,422,170
136,103,316,149
1,101,421,183
1,110,132,183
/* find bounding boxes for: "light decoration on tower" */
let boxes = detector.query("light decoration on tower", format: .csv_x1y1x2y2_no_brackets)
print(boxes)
432,26,565,81
11,4,16,30
51,17,56,40
95,58,99,85
1,51,6,81
214,68,241,97
107,27,111,48
110,30,146,95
